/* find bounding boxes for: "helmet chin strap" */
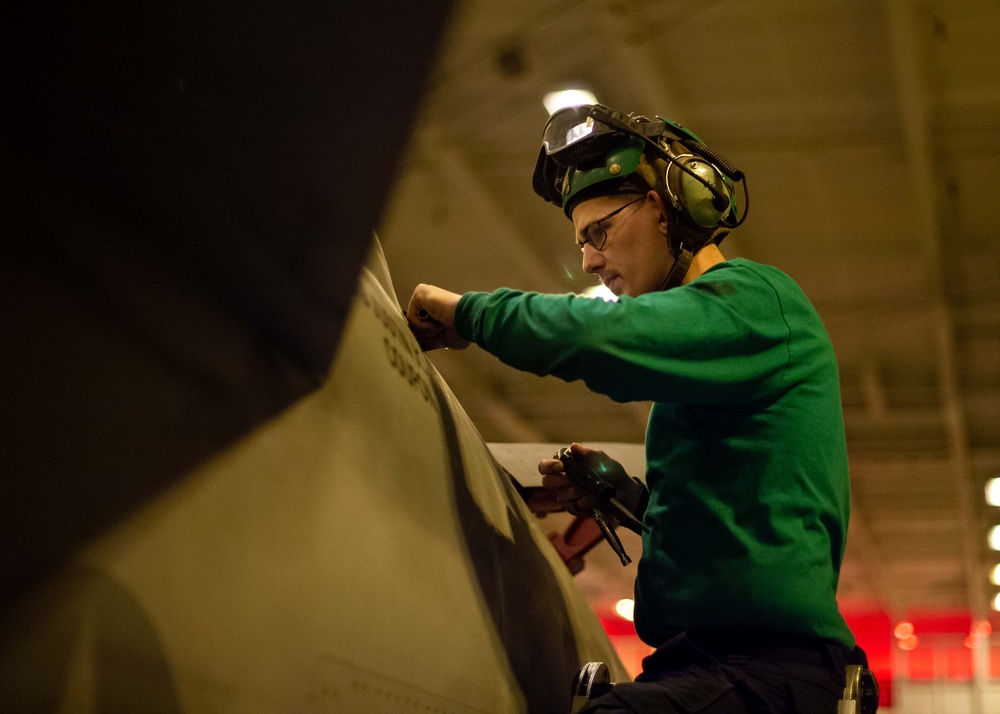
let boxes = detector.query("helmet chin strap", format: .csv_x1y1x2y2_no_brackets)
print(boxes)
660,243,693,291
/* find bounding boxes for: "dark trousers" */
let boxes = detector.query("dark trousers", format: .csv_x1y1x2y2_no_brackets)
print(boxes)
581,629,864,714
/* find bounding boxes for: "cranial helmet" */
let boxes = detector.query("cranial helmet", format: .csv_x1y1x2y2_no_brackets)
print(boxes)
532,103,749,289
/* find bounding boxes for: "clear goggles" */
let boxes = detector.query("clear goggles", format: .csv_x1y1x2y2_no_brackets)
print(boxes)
539,104,624,165
533,104,641,206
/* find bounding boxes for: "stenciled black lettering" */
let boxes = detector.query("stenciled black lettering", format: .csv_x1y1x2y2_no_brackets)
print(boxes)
383,337,399,371
382,336,436,409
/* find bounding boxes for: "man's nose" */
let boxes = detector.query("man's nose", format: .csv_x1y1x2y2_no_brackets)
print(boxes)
581,244,603,274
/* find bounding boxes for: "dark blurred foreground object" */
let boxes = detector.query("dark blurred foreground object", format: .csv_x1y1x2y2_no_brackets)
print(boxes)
0,0,453,608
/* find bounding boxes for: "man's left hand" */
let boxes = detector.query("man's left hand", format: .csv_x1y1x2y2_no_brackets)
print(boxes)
406,284,470,351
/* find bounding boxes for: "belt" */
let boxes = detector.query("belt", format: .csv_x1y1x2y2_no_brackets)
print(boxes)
684,628,848,669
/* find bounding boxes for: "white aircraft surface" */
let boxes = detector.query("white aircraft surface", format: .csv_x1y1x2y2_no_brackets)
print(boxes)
0,239,627,712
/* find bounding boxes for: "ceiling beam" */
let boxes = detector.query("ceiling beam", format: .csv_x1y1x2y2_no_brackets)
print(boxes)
884,0,985,620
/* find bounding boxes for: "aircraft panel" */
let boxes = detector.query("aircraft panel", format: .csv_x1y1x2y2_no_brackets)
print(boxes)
0,240,627,712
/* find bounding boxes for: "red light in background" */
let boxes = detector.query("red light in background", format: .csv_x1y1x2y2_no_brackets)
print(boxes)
841,610,893,708
893,621,914,640
598,615,649,680
897,611,980,682
600,608,988,708
599,615,637,638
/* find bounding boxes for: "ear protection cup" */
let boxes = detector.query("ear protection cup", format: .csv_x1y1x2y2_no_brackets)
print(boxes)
663,153,734,229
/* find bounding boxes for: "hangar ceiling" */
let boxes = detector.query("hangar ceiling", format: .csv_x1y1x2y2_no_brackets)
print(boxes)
379,0,1000,623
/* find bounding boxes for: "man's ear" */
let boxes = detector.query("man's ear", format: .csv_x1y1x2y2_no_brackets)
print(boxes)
648,190,670,237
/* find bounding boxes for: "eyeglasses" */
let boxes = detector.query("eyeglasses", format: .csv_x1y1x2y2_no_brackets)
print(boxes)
577,196,645,252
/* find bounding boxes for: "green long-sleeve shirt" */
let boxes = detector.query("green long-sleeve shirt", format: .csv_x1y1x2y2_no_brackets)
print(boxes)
455,258,855,648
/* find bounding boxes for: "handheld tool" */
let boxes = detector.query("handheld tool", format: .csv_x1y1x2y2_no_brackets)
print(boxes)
555,447,648,566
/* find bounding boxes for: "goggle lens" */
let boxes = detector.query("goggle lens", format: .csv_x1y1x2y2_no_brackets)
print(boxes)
541,105,613,160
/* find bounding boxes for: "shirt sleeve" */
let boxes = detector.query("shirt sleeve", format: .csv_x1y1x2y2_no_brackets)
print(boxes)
454,265,793,405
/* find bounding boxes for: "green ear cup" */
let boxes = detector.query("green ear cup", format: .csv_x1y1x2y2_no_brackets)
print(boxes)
674,156,734,228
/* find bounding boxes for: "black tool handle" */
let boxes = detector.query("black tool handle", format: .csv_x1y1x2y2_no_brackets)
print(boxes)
556,447,635,566
556,447,615,503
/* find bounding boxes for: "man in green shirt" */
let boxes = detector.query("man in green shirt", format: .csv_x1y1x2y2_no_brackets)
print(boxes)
407,104,872,713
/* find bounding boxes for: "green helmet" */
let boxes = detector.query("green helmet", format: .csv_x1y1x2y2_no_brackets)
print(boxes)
532,104,746,228
557,136,645,218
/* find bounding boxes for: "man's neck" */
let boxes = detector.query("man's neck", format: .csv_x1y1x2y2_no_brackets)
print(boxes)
682,244,727,285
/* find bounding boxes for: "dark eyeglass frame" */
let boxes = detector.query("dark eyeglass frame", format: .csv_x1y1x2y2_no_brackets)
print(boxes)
578,195,645,252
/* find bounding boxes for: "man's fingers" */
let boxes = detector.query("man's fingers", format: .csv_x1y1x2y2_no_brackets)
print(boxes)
567,495,598,515
408,324,445,351
570,441,607,462
541,472,572,489
406,310,437,336
539,451,605,514
537,458,565,474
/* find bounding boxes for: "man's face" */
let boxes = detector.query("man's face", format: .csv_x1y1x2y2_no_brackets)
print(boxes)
571,192,671,298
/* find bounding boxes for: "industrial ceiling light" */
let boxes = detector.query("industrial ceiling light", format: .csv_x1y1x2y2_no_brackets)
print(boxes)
543,89,598,116
987,477,1000,506
989,525,1000,551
